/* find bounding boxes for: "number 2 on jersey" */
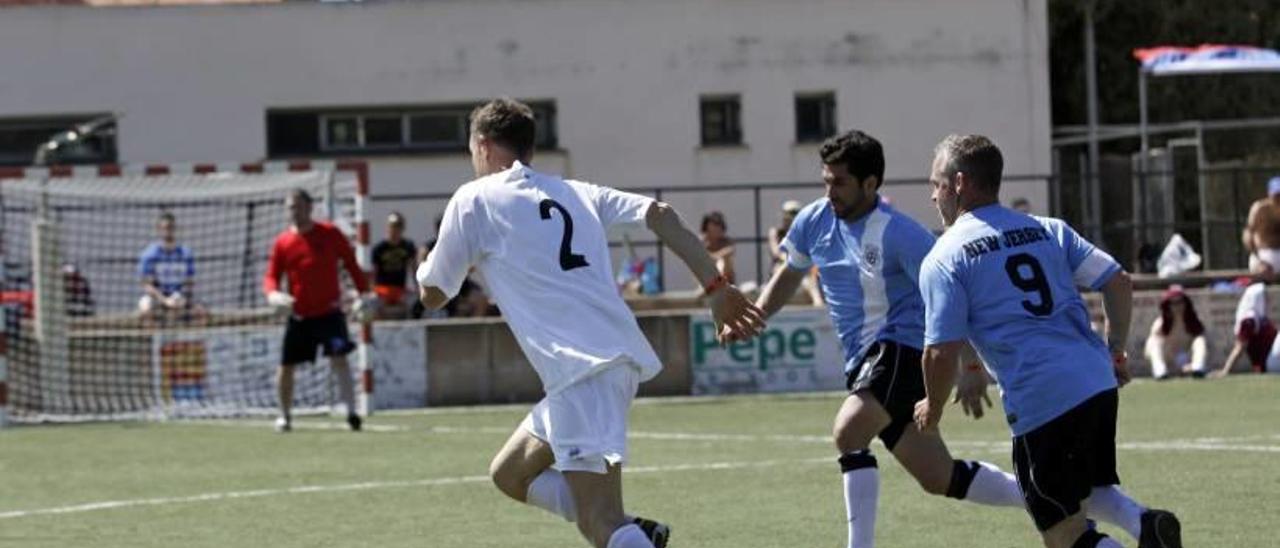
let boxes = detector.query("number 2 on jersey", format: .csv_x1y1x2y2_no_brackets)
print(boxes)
539,199,590,271
1004,253,1053,316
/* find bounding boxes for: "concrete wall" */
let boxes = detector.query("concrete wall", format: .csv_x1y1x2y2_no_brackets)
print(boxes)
425,312,691,406
0,0,1052,288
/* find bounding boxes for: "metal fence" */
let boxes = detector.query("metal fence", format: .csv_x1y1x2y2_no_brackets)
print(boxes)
1058,165,1280,275
371,173,1055,291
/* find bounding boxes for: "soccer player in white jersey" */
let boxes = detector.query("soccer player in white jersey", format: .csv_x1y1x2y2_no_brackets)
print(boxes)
416,99,765,548
915,134,1182,548
748,130,1025,548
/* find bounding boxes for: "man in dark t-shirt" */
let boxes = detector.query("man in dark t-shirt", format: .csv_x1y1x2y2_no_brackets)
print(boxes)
371,212,417,319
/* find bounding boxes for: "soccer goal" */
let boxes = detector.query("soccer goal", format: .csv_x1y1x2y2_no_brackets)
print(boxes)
0,162,373,425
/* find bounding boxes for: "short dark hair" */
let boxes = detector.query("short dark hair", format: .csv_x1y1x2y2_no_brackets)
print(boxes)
935,134,1004,194
820,130,885,188
157,211,175,225
701,211,727,233
288,188,313,204
470,98,537,159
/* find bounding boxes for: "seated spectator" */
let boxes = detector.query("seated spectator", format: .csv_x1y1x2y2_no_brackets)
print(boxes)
371,212,417,319
1010,196,1031,213
63,263,94,318
137,213,205,325
700,211,736,286
1212,282,1280,377
1143,285,1207,379
768,200,823,305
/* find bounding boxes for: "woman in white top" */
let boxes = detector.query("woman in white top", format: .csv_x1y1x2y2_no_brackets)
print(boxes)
1143,285,1208,379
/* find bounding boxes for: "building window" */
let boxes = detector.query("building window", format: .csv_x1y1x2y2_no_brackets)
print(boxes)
700,95,742,146
268,101,558,158
0,115,117,167
795,92,837,143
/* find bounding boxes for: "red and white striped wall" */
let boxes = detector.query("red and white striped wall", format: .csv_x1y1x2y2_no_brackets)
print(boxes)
0,160,375,423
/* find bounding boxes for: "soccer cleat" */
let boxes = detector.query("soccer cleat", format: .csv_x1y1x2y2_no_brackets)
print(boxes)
632,517,670,548
1139,509,1182,548
347,413,362,432
274,416,291,433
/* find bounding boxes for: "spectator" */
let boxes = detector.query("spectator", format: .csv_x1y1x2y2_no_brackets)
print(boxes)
137,212,206,325
1212,282,1280,377
768,200,823,305
700,211,736,286
371,212,417,319
1010,197,1031,213
62,263,94,317
1243,176,1280,276
1143,285,1207,379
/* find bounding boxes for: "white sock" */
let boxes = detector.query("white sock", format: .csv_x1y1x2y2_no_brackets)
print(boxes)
525,469,577,522
336,367,356,414
1085,486,1145,540
606,524,654,548
840,450,879,548
965,461,1024,507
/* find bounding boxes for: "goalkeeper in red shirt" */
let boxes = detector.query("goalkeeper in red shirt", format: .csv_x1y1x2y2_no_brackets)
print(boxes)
264,189,373,432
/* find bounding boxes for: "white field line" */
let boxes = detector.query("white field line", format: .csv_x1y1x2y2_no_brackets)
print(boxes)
193,422,1280,455
5,424,1277,521
421,426,1280,453
0,457,831,521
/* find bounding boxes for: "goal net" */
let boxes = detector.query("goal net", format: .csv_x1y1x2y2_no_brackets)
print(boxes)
0,165,369,424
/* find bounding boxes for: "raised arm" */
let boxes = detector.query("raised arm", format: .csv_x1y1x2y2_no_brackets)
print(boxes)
755,266,807,319
645,201,764,340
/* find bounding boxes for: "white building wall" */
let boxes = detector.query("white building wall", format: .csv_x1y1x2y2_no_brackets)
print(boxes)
0,0,1050,288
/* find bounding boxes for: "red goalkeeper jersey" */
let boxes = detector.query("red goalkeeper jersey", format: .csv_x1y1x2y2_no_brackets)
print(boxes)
263,222,369,318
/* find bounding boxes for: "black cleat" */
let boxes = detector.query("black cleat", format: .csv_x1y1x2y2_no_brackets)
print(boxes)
347,414,363,432
632,517,670,548
1139,509,1182,548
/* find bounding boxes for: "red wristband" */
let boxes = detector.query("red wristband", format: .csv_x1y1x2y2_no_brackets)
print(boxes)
964,362,982,372
703,274,729,294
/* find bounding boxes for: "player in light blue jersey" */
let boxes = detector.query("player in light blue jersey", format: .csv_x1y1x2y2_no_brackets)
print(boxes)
749,131,1024,548
915,134,1182,548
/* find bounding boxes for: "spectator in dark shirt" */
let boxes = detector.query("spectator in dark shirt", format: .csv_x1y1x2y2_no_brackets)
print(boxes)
371,212,417,319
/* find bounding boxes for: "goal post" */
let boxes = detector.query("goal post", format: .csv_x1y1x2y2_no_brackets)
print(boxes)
0,161,373,425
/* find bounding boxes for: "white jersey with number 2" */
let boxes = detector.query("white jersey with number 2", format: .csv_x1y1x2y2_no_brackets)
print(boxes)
417,161,662,395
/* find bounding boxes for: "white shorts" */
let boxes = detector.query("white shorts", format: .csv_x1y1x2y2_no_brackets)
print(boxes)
521,364,640,474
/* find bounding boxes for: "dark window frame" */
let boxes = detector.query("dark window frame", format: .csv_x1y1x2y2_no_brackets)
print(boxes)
795,92,837,143
699,95,743,147
267,101,558,158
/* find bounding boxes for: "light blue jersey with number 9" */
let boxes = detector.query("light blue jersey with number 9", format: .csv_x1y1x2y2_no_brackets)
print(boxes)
920,205,1121,435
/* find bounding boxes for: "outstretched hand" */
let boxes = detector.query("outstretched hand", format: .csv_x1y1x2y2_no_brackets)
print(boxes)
709,286,766,344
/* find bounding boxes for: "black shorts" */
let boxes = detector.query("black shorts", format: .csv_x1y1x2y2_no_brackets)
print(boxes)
282,311,355,366
845,340,926,450
1012,388,1121,531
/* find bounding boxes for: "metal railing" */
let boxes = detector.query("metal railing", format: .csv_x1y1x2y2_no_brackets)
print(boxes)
371,173,1056,290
